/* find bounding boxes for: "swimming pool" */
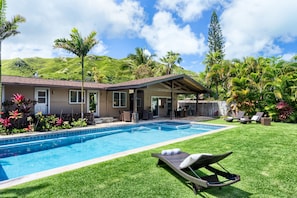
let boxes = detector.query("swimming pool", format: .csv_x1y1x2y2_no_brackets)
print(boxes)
0,121,227,186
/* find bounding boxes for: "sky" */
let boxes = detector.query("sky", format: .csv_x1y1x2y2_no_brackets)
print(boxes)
4,0,297,72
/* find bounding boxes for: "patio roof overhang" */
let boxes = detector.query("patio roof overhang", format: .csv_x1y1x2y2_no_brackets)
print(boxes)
106,74,210,94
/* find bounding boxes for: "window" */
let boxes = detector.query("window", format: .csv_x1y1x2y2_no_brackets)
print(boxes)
69,90,85,104
113,92,127,108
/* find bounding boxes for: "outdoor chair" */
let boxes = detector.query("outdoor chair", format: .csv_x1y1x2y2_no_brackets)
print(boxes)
240,112,264,124
225,111,245,122
250,112,264,123
152,150,240,194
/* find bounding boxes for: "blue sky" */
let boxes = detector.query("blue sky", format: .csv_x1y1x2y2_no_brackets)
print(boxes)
4,0,297,72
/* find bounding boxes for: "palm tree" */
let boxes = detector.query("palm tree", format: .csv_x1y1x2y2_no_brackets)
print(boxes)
127,47,151,66
127,47,156,79
54,28,98,118
160,51,182,74
0,0,25,112
203,51,226,99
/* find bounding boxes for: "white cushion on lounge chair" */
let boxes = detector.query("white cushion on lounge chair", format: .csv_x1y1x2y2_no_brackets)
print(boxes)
251,115,259,121
161,148,181,155
179,153,212,169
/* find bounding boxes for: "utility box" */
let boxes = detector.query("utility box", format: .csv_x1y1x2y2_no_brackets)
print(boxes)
261,117,271,126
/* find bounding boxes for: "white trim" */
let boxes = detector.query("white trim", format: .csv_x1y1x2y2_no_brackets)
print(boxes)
87,90,100,117
69,90,85,104
34,88,50,114
112,91,127,108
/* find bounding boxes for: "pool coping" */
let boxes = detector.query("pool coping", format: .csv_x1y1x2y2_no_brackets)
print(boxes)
0,119,235,189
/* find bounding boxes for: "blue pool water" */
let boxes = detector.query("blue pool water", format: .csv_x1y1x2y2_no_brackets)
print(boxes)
0,121,224,182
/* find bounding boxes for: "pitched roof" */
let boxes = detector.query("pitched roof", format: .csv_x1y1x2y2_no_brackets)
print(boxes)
2,74,209,93
107,74,209,93
2,76,107,89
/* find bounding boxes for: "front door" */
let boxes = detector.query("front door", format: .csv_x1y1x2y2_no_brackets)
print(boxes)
34,88,49,114
87,91,99,117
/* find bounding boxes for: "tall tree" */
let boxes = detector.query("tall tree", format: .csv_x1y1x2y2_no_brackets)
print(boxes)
205,11,225,99
160,51,182,74
54,28,98,118
207,11,224,63
0,0,25,112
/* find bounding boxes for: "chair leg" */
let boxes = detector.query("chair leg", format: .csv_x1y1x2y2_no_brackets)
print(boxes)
192,183,203,194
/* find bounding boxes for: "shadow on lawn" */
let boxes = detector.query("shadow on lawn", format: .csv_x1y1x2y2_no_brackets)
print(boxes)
159,165,252,197
0,183,50,197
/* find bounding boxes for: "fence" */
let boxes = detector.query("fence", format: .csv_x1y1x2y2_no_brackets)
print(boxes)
177,100,228,117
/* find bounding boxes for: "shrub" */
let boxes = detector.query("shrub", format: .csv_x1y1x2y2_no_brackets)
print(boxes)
276,101,293,121
0,93,89,135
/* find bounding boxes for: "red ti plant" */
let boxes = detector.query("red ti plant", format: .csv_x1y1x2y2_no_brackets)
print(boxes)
12,93,25,104
0,117,12,128
276,101,293,121
56,118,63,126
9,109,23,120
0,117,12,133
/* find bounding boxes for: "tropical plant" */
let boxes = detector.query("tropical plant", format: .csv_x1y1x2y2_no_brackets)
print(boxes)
53,28,98,119
0,0,25,112
204,52,229,99
71,118,87,127
127,47,156,79
0,93,34,134
160,51,182,75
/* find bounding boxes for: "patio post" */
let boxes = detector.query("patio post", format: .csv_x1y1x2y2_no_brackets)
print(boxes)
195,92,199,116
132,88,139,123
170,80,175,120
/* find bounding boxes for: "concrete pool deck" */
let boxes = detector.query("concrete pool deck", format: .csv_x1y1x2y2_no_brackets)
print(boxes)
0,117,234,189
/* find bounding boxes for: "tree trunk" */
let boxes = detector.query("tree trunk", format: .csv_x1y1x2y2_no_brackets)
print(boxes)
81,56,84,119
0,41,2,114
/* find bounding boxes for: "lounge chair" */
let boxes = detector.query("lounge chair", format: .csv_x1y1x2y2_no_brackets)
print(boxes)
151,151,240,194
250,112,264,123
225,111,245,122
240,112,264,124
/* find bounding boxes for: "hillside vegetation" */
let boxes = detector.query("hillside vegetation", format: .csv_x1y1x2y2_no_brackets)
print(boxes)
2,56,201,84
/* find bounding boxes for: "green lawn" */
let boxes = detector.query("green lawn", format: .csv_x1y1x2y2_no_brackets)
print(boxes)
1,119,296,197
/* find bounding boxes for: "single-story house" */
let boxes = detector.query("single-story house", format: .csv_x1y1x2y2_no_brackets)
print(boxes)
2,74,209,121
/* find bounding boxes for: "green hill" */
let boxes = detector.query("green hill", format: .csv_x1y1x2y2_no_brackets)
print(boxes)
2,56,202,84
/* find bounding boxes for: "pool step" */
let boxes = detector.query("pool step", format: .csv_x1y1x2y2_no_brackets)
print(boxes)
94,117,116,124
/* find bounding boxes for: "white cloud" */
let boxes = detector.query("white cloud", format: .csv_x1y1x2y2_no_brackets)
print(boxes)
156,0,221,21
221,0,297,59
282,53,296,61
140,11,207,58
3,0,145,59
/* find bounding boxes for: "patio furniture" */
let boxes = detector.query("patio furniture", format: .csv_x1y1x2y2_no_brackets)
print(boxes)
251,112,264,123
261,117,271,126
151,151,240,194
240,112,264,124
122,111,131,122
225,111,245,122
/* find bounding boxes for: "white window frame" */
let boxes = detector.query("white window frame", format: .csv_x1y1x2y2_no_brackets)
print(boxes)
69,90,85,104
113,91,127,108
